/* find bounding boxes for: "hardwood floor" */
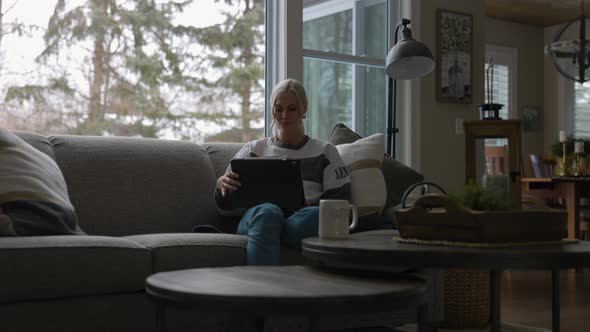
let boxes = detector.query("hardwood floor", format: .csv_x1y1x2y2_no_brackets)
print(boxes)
502,269,590,332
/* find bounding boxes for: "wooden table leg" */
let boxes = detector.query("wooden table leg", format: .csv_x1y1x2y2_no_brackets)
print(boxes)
560,183,580,240
561,183,583,272
490,269,502,332
309,315,320,332
416,303,429,332
552,269,561,332
256,316,264,332
156,302,166,332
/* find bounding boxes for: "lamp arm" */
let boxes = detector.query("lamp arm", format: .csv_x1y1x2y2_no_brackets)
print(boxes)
387,20,408,157
394,22,403,45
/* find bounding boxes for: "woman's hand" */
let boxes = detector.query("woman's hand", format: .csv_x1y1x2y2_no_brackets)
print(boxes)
216,171,241,197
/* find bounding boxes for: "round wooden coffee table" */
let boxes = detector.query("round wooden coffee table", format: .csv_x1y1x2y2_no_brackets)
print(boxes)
146,265,430,332
302,229,590,332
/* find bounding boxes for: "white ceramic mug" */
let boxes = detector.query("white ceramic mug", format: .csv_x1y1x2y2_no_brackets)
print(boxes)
319,199,358,239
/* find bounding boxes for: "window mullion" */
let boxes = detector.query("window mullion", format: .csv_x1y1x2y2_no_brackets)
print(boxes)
302,49,384,68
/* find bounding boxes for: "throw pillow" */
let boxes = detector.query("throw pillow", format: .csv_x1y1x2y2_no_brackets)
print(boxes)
329,123,424,209
329,123,362,145
382,156,424,208
0,129,85,236
335,133,387,216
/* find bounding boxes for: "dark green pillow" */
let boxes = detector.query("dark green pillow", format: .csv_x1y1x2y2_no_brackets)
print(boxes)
329,123,362,145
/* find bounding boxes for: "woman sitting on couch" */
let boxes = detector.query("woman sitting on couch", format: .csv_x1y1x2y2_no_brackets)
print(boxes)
214,78,351,265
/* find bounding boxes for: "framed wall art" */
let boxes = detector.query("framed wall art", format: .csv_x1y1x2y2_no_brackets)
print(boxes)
436,9,473,103
521,106,541,132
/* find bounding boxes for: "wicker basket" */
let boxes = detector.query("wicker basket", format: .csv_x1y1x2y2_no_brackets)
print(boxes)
441,269,489,329
395,194,567,243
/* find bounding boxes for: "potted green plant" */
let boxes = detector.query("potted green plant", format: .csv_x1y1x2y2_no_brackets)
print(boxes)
448,181,512,211
394,182,566,243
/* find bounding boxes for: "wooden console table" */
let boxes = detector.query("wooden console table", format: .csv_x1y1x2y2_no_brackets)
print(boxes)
521,176,590,240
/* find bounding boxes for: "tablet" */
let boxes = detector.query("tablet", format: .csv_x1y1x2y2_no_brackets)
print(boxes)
229,158,305,210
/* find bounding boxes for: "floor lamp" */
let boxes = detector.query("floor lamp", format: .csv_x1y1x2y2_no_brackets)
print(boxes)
386,18,435,158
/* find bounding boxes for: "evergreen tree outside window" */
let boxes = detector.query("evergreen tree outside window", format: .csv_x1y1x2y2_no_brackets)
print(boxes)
0,0,265,143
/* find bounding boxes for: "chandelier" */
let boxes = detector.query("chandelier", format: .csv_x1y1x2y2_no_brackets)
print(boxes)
545,0,590,83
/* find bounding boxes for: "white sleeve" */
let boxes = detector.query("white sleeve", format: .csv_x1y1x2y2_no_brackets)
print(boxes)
225,143,251,174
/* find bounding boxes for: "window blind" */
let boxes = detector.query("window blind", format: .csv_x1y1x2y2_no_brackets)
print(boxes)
575,82,590,137
484,64,510,120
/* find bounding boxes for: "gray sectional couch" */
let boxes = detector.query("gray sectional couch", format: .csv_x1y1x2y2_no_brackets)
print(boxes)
1,132,433,332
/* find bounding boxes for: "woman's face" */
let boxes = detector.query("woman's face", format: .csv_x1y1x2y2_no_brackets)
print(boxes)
273,91,306,132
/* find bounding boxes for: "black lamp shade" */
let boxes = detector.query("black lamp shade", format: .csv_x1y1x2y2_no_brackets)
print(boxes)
386,38,435,80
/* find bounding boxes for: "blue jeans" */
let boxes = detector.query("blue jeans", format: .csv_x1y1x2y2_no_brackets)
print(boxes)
236,203,319,265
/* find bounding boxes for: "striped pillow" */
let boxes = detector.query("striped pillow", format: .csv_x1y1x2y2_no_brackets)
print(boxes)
335,133,386,216
0,129,84,236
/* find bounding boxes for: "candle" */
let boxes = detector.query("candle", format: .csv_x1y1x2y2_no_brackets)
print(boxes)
575,141,584,153
559,130,567,143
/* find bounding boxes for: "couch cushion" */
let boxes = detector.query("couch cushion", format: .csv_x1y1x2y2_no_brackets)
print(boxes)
49,135,220,236
125,233,247,272
0,235,150,303
201,142,244,178
200,143,246,233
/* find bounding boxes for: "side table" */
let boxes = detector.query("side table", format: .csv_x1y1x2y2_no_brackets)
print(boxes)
146,265,430,332
302,229,590,332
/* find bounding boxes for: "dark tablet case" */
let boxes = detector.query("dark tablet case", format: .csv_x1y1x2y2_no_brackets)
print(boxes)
229,158,305,209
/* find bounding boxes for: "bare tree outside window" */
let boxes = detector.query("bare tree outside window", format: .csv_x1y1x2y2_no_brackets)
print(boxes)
0,0,264,143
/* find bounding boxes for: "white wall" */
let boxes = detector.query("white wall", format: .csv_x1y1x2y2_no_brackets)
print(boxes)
485,17,545,176
417,0,486,193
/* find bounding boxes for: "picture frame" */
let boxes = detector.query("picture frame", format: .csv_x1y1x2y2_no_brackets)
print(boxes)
436,9,473,104
521,106,541,132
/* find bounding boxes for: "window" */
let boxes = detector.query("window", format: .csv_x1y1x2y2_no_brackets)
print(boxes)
484,45,517,120
0,0,265,143
483,45,517,151
484,64,510,119
301,0,394,141
574,82,590,137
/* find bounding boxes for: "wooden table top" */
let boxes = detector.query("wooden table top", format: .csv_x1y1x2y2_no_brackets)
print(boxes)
522,177,590,182
145,265,428,315
302,230,590,270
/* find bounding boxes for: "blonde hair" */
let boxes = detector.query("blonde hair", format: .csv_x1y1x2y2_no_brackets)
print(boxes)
270,79,308,131
270,78,308,109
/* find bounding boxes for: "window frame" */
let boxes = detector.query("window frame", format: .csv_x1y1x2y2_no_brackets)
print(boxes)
301,0,390,135
268,0,417,165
